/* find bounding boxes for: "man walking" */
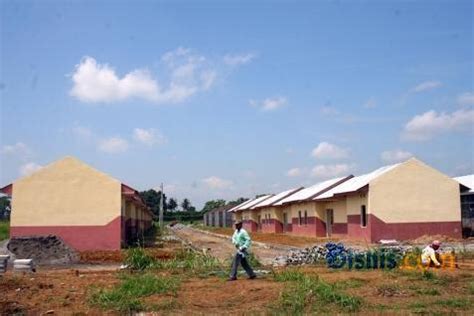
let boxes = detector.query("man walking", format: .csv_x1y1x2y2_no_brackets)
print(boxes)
228,221,257,281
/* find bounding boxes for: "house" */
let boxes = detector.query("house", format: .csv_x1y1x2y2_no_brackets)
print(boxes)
274,177,353,237
231,195,273,232
226,158,463,242
203,204,235,227
249,187,303,233
454,174,474,237
0,156,153,251
313,158,462,242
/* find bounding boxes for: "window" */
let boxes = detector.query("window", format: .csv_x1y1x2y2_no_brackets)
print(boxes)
361,205,367,227
298,211,302,225
304,211,308,225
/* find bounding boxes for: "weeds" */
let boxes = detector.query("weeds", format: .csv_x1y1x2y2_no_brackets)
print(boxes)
414,287,440,296
468,281,474,295
435,298,470,310
273,270,362,313
0,221,9,241
125,247,157,270
273,269,306,282
89,273,180,312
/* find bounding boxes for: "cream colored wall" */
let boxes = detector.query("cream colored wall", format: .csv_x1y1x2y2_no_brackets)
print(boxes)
11,157,121,226
233,212,242,222
322,199,347,223
258,206,282,221
345,194,368,216
288,202,318,219
369,158,461,223
242,209,258,222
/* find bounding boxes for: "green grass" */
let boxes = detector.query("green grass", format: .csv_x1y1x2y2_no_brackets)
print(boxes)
0,221,9,241
435,298,471,310
413,287,440,296
468,281,474,295
273,270,362,314
89,273,180,312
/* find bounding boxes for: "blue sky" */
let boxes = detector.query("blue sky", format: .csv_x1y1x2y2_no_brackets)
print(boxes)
1,0,473,208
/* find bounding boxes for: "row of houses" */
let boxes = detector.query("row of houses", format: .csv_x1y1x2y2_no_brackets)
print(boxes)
1,157,153,251
204,158,473,242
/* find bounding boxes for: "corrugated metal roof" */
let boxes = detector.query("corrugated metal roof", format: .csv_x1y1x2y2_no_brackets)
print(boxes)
235,195,273,211
454,174,474,193
250,187,304,209
227,199,254,213
315,163,400,200
275,177,351,205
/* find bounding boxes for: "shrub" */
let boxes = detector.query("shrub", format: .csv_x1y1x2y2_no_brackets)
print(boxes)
125,247,156,271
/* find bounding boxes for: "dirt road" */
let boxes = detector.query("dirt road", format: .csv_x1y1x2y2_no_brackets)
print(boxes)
171,226,292,265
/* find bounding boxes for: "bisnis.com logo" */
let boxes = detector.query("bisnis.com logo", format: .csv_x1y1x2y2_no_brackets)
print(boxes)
327,250,456,270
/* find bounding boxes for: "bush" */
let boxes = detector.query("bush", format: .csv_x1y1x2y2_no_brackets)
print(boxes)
0,221,9,241
125,247,157,271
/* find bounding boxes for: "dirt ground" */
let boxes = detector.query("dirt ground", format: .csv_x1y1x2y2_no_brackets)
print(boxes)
1,228,473,315
199,226,337,248
172,226,290,265
1,260,473,315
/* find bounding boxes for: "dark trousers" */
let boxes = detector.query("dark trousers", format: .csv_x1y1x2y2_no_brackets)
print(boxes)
230,251,256,279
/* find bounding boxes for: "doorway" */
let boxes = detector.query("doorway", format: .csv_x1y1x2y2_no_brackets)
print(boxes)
257,215,262,231
283,212,288,232
326,209,334,237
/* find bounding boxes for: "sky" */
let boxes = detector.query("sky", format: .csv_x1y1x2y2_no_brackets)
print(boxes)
1,0,473,209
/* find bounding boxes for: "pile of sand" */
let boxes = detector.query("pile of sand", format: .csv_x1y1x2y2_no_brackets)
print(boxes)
7,235,79,265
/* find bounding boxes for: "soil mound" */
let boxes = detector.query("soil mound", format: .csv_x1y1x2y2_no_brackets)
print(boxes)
7,235,79,265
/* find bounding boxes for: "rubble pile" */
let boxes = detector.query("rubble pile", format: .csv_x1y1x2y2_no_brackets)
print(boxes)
7,235,79,265
285,245,328,265
277,242,413,267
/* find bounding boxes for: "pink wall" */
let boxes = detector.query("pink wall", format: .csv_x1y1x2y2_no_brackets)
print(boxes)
10,216,122,251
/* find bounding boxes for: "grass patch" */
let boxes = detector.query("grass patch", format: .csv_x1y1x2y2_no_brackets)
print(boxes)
332,278,365,290
468,281,474,295
273,270,362,313
89,273,180,312
414,287,440,296
125,247,157,271
273,269,306,282
435,298,471,310
0,221,9,241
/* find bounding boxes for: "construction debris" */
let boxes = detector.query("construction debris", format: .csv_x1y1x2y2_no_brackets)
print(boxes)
0,255,10,274
13,259,36,272
7,235,79,265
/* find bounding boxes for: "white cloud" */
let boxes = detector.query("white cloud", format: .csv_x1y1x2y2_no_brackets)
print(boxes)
72,126,94,139
411,81,442,93
311,164,352,179
363,97,377,109
311,142,348,159
381,150,413,164
457,92,474,106
133,128,167,146
202,176,233,189
286,168,302,177
2,142,31,157
70,49,219,104
223,53,256,66
250,97,287,111
19,162,43,177
98,137,129,153
402,108,474,141
320,105,340,116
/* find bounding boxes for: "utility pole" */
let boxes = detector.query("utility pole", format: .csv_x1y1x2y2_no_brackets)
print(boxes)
159,182,164,230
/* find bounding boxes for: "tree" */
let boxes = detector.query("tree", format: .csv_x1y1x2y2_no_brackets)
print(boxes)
167,198,178,212
139,189,167,217
227,197,247,206
201,199,226,213
181,198,192,212
0,196,10,220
